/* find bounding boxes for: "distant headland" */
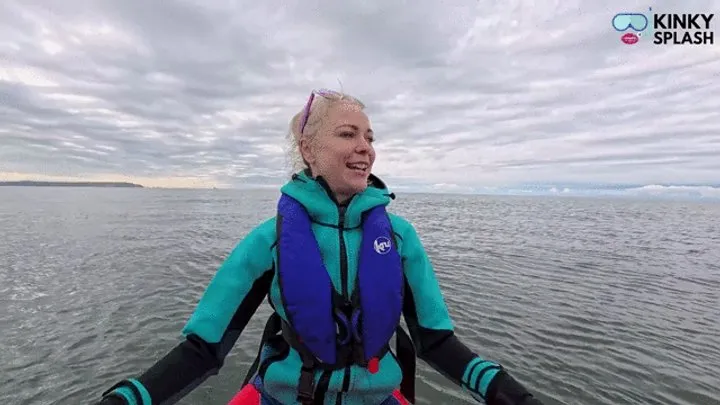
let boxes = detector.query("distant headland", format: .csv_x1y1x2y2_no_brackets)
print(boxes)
0,180,144,188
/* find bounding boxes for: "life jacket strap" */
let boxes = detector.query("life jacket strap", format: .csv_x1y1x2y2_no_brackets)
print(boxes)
280,318,359,370
291,323,416,404
297,363,316,404
395,325,416,403
241,311,283,387
242,314,417,404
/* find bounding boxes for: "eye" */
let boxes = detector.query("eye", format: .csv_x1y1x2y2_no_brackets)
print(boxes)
340,131,354,138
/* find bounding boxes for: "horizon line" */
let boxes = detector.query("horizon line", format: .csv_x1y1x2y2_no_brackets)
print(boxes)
2,179,720,190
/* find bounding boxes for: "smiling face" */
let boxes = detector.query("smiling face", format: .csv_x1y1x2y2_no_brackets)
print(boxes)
300,100,375,203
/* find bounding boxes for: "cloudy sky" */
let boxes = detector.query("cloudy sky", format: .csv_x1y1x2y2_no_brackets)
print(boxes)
1,0,718,194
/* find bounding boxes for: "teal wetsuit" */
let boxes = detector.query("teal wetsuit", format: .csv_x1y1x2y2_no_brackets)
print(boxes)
97,170,543,405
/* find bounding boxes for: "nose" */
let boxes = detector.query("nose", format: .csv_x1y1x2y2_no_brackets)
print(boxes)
355,136,372,153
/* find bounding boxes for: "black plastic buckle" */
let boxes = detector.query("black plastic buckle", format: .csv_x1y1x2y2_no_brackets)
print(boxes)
297,367,315,404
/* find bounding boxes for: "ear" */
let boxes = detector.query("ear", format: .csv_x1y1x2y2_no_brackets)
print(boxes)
299,137,315,165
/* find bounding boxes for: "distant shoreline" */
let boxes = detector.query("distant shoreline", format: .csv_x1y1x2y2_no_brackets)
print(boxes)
0,181,144,188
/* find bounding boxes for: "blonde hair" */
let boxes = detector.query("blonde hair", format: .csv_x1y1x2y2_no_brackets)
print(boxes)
285,90,366,175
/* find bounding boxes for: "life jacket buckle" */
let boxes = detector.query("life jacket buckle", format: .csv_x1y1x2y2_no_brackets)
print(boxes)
350,309,362,343
334,306,364,345
334,307,352,346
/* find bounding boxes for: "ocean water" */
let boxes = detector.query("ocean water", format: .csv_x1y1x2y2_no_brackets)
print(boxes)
1,187,719,405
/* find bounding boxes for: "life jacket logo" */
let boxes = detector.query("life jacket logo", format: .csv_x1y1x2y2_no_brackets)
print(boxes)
373,236,392,255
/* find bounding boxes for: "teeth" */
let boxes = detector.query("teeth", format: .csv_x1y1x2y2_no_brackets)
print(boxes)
348,163,367,170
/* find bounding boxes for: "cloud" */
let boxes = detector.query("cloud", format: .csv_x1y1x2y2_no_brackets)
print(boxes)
1,0,719,192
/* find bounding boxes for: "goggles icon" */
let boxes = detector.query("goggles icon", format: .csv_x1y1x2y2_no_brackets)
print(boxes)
612,13,648,31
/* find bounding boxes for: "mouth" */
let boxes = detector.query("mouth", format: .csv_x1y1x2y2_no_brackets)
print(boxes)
346,161,369,175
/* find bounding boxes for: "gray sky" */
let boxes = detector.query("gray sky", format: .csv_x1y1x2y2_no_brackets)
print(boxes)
1,0,718,193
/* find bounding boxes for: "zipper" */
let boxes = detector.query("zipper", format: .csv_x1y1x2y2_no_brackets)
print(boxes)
337,204,350,404
338,205,349,300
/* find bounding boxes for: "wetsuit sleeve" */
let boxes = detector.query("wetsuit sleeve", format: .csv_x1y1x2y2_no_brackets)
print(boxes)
95,218,277,405
394,216,544,405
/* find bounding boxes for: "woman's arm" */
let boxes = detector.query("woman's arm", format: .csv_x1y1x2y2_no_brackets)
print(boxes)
94,218,277,405
392,215,544,405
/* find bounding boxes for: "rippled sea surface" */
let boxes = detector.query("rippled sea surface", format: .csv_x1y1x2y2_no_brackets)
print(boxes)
1,187,719,405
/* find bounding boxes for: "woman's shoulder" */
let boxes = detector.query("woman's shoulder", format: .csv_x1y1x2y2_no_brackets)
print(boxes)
233,216,278,250
386,212,420,241
386,211,431,262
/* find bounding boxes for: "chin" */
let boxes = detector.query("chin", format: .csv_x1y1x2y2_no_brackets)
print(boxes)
346,179,369,194
347,181,366,192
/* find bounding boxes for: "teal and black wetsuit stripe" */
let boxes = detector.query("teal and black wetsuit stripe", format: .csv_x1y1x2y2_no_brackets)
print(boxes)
462,358,502,399
104,379,152,405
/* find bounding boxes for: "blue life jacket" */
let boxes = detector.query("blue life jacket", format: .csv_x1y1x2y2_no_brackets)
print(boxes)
275,193,404,371
242,193,417,405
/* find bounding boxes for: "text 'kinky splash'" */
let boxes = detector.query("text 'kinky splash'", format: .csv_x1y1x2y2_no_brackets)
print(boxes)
653,13,714,45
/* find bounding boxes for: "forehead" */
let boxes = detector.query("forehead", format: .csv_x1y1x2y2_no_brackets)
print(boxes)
326,102,371,129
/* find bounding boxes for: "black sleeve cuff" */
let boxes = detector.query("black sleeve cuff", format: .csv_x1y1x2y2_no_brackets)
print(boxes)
95,394,126,405
485,369,544,405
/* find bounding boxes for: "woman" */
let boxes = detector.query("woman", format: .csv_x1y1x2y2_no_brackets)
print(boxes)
93,89,545,405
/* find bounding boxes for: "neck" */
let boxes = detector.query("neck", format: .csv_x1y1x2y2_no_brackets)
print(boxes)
325,182,354,206
303,168,353,206
335,192,353,205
